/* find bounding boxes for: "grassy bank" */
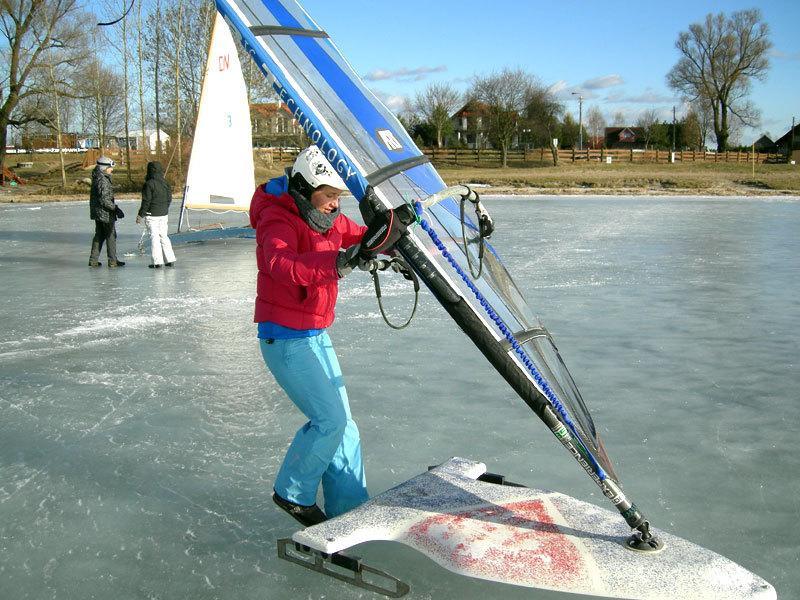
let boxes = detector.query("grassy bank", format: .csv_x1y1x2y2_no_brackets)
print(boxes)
437,160,800,196
1,152,798,203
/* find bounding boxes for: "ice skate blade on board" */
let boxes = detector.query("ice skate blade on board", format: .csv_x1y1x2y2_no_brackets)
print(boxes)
291,457,776,599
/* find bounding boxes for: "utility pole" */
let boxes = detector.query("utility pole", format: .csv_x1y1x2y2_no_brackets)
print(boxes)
792,116,796,155
572,92,583,151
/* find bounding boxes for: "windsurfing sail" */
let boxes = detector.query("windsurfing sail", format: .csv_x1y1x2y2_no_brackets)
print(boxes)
177,12,255,232
215,0,657,545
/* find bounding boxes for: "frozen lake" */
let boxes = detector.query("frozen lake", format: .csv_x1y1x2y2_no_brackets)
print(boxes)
1,194,798,599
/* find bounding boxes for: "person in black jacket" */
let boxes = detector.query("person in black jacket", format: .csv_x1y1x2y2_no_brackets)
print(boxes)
89,156,125,267
136,161,176,268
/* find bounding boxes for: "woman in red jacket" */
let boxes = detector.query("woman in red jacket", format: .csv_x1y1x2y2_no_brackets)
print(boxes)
251,146,372,527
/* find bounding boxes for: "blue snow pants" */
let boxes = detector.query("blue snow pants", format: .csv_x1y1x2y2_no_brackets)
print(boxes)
260,331,369,518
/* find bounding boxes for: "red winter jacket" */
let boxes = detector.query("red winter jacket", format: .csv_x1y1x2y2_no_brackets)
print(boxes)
250,176,366,329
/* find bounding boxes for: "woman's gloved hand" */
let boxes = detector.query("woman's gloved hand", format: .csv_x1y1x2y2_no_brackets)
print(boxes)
336,244,378,278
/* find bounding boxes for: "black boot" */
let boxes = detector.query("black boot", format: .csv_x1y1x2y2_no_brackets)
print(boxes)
108,260,126,267
272,493,327,527
148,264,162,269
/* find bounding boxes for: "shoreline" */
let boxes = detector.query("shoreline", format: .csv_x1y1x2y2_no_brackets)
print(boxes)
2,186,798,204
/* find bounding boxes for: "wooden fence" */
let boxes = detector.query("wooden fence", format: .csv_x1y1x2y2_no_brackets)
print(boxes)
18,145,785,172
423,147,784,165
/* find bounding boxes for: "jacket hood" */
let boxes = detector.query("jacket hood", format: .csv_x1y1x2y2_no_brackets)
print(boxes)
250,175,298,228
145,161,164,180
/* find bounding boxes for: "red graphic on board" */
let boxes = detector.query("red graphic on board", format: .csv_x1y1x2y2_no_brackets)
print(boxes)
407,499,584,586
218,54,230,71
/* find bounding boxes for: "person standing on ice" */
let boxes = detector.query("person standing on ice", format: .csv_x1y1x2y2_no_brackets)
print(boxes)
250,145,384,527
88,156,125,267
136,161,176,268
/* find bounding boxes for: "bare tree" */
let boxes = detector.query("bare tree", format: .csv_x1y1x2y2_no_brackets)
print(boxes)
666,9,771,151
97,0,135,182
0,0,87,184
636,108,660,150
80,58,125,148
136,0,146,154
611,110,626,127
20,8,88,188
413,82,461,148
469,68,535,167
523,82,563,165
42,41,87,188
142,0,164,155
174,0,183,174
586,106,606,148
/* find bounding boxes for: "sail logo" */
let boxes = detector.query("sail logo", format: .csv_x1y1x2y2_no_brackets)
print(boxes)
376,129,403,151
218,54,230,72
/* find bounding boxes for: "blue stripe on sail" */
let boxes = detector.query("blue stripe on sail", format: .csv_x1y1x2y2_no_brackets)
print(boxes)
259,0,445,195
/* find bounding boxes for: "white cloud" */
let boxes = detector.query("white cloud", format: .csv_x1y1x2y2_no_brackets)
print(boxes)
547,80,568,95
364,65,447,82
547,80,598,100
370,89,410,114
604,88,676,104
583,74,624,89
769,49,800,61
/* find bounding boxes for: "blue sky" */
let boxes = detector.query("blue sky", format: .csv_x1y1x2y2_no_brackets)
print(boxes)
298,0,799,144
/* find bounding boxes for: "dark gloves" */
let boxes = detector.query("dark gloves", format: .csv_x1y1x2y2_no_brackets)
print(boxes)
358,187,416,258
115,206,125,219
336,244,377,278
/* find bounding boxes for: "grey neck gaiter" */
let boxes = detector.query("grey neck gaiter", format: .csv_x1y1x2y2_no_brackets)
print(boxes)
289,188,338,234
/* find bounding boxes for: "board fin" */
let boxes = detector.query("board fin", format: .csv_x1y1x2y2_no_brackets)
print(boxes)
277,538,409,598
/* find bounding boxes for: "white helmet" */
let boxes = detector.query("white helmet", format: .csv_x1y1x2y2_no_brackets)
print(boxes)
291,145,347,191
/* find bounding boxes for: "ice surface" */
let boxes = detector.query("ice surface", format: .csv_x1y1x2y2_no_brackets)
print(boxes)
0,195,798,599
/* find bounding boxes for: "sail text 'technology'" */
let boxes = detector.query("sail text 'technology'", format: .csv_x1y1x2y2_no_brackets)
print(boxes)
272,80,358,184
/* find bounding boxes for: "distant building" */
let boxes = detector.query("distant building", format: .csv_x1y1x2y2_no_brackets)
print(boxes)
451,101,492,149
604,126,646,149
752,135,777,153
84,129,171,152
250,102,304,147
773,123,800,155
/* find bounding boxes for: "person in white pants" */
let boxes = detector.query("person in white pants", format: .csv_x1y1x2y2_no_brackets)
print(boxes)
136,161,176,268
144,214,176,268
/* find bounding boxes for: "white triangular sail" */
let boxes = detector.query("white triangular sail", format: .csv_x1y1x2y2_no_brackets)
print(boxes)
183,12,254,213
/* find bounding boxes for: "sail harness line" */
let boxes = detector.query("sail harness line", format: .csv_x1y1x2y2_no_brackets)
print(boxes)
422,185,495,279
368,257,420,330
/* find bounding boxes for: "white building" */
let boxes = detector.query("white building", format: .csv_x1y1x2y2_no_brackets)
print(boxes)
111,129,171,152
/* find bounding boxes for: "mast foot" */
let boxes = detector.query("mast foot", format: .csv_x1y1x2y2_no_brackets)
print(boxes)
624,525,665,553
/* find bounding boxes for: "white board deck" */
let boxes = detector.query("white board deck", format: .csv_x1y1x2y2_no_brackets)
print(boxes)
293,458,776,600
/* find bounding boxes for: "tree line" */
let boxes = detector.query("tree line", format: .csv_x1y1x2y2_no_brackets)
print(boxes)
0,2,772,184
403,8,771,165
0,0,274,187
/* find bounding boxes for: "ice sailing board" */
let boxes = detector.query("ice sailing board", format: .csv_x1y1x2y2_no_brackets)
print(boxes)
290,458,775,600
